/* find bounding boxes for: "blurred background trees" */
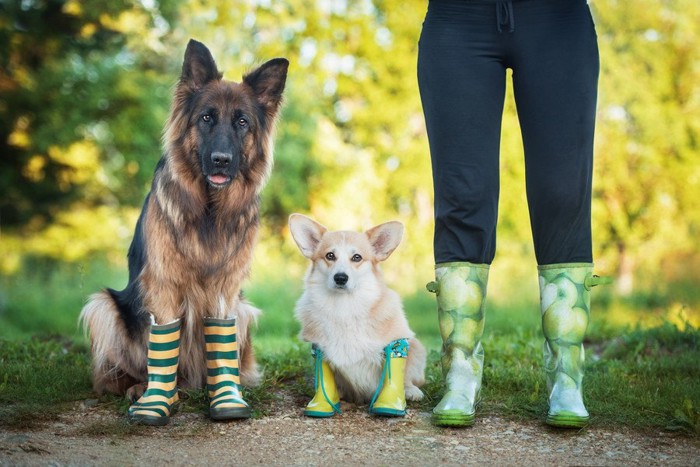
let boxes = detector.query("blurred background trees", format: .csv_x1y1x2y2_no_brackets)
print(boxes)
1,0,699,310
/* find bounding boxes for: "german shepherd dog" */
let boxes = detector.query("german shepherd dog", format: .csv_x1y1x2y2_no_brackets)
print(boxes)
80,40,288,399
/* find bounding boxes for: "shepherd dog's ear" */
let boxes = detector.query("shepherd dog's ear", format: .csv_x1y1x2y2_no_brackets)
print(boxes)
180,39,222,91
244,58,289,115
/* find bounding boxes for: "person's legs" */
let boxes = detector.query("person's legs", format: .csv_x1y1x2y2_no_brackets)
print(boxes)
418,0,507,427
510,0,600,428
510,0,599,265
418,0,507,265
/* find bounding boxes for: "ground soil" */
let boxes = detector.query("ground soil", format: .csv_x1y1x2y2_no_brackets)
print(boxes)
1,392,698,466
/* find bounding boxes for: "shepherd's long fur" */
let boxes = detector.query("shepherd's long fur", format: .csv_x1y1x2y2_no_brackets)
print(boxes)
80,39,288,397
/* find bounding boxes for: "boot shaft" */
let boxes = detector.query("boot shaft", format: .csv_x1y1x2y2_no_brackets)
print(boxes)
429,262,489,374
204,317,241,389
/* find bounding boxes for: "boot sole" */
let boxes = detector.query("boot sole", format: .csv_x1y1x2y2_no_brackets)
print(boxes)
369,407,406,417
432,412,475,427
304,410,337,418
210,407,252,421
546,413,589,428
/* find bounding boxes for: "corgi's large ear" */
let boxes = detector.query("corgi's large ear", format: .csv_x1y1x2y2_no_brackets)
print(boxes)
366,221,404,262
289,214,327,259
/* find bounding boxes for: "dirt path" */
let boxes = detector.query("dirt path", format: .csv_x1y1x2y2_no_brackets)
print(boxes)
2,396,698,466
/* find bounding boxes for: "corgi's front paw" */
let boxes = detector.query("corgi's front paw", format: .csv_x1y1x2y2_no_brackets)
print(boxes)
405,385,424,401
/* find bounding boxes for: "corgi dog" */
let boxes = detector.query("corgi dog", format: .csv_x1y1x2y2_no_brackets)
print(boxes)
289,213,426,414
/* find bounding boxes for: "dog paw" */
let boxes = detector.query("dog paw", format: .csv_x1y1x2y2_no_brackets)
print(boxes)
405,385,424,401
241,365,263,388
125,383,148,403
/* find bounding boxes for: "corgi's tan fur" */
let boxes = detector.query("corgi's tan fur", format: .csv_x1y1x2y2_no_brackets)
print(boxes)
289,213,426,403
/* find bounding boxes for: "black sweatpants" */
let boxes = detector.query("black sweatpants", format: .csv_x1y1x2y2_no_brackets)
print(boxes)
417,0,599,266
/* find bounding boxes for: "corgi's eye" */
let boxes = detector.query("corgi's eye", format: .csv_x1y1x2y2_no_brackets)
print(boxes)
351,254,362,262
325,252,336,261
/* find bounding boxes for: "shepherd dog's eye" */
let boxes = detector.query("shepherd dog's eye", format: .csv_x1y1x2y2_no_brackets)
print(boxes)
237,117,248,127
202,114,212,123
325,252,336,261
351,254,362,262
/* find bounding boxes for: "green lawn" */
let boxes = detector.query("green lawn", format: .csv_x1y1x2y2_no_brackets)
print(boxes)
0,262,698,435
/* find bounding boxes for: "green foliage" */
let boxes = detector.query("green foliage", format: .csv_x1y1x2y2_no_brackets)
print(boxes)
0,257,126,339
0,336,92,427
2,0,700,296
0,0,175,268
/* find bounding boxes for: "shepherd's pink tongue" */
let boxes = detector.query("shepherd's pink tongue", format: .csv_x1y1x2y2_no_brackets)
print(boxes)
209,174,228,184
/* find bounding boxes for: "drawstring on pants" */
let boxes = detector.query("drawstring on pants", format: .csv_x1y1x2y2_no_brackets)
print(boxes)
496,0,515,33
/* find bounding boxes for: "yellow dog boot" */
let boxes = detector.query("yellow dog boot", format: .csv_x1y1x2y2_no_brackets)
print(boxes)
539,263,610,428
369,338,409,417
304,345,341,417
204,317,251,420
128,319,181,426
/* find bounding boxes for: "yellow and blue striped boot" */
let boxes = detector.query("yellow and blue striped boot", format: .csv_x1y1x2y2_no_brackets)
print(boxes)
128,319,181,426
539,263,610,428
304,345,341,418
369,339,409,417
427,262,489,427
204,317,251,420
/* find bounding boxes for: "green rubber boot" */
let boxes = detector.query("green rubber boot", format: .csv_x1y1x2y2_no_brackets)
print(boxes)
427,262,489,427
539,263,610,428
128,319,181,426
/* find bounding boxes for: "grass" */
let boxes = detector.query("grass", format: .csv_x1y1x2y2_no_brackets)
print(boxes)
0,261,699,436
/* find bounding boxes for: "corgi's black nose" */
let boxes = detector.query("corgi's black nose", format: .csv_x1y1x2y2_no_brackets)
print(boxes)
334,273,349,286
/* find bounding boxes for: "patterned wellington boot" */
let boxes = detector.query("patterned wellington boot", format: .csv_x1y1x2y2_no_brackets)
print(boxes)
304,345,341,418
369,339,409,417
539,263,610,428
128,319,181,426
427,262,489,427
204,317,251,420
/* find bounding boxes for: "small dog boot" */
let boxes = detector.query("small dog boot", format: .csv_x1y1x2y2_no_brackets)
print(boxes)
204,317,251,420
304,345,341,417
128,319,181,426
539,263,610,428
427,262,489,427
369,338,409,417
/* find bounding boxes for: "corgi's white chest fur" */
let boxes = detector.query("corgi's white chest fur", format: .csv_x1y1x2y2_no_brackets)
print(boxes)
296,279,385,364
295,286,388,397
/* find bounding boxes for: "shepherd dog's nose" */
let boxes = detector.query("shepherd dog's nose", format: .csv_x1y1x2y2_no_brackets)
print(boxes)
212,152,232,167
333,272,349,286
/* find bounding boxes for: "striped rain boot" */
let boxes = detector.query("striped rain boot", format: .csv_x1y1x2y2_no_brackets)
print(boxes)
304,345,341,418
427,262,489,427
204,317,251,420
128,319,181,426
369,338,409,417
539,263,610,428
